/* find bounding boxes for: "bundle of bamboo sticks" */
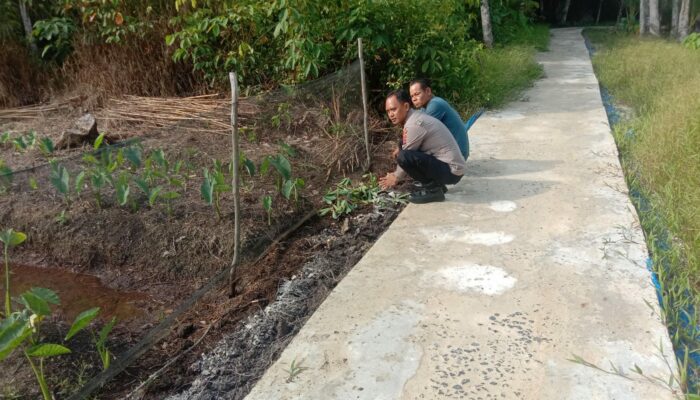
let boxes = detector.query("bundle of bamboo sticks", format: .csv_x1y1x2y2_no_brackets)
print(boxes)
0,96,84,120
98,94,260,135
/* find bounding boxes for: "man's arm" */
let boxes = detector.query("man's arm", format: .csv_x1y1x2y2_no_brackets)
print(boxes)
380,124,427,189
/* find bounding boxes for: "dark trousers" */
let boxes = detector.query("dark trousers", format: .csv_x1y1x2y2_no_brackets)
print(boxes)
397,150,463,186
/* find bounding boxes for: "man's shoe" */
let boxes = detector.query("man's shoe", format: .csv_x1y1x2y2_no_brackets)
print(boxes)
409,186,445,204
414,181,448,193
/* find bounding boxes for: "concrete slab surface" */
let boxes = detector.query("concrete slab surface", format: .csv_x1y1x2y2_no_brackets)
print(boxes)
245,28,678,400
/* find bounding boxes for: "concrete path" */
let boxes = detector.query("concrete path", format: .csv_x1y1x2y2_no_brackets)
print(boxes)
245,28,677,400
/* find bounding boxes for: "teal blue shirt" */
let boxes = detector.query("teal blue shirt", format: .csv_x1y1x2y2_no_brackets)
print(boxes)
423,96,469,160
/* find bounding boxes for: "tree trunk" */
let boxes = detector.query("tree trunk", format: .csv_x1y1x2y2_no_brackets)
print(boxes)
678,0,691,39
648,0,660,35
17,0,38,55
671,0,680,37
617,0,624,24
481,0,494,48
559,0,572,24
596,0,604,24
639,0,648,35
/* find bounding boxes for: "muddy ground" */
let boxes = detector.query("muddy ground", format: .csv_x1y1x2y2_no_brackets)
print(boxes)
0,99,408,398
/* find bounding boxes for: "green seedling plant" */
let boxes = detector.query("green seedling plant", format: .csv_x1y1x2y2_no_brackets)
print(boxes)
320,174,406,219
0,160,12,195
82,135,119,208
115,172,130,207
270,102,292,129
0,132,10,146
282,177,305,203
134,178,162,208
236,151,256,185
285,358,308,383
201,160,231,219
320,177,356,219
1,228,26,317
260,154,292,189
94,317,116,370
28,176,39,190
11,131,37,153
0,286,108,400
49,162,72,207
38,137,55,158
262,195,273,225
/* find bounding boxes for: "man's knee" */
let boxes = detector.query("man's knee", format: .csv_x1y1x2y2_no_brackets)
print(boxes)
397,150,411,168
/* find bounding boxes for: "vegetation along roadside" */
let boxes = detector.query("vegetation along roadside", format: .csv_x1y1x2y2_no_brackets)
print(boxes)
586,27,700,394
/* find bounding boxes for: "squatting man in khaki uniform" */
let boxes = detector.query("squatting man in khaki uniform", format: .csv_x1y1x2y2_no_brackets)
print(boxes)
379,89,465,204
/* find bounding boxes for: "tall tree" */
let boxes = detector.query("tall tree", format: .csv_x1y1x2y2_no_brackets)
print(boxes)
677,0,691,39
648,0,660,35
616,0,625,24
596,0,604,24
639,0,649,34
481,0,494,48
559,0,572,24
17,0,37,55
671,0,680,37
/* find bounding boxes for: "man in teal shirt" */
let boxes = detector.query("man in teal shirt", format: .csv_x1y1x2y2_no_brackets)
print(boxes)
409,78,469,160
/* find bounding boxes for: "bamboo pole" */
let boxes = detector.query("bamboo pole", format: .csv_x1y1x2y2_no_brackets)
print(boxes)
358,38,371,171
228,72,242,297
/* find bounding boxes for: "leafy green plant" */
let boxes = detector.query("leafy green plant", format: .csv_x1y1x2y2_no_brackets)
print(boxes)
282,177,305,202
38,137,55,157
262,195,273,225
54,211,68,225
0,132,10,146
683,33,700,50
0,160,12,195
260,154,292,190
94,317,116,370
28,177,39,190
11,131,36,153
0,229,26,317
320,174,406,219
32,17,76,62
134,178,162,208
201,160,231,219
271,102,292,129
0,288,108,400
115,173,130,207
49,162,72,206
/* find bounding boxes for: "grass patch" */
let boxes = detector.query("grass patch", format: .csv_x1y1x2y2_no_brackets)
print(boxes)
587,27,700,392
460,24,549,113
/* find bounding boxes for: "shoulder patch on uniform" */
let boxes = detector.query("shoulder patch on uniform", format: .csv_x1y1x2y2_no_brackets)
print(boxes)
416,118,424,126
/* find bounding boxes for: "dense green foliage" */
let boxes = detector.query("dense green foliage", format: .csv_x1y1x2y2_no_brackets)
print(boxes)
587,28,700,391
1,0,544,108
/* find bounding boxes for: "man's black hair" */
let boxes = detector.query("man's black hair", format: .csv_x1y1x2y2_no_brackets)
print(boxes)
387,89,412,105
409,78,432,90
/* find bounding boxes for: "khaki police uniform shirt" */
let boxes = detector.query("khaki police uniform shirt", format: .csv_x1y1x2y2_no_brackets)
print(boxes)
394,109,466,180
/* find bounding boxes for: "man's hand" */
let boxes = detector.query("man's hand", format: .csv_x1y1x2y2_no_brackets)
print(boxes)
379,172,398,190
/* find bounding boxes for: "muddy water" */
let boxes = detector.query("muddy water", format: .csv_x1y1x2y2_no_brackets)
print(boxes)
3,264,149,322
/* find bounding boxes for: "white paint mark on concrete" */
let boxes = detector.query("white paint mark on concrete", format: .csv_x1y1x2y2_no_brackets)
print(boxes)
329,301,423,399
489,200,518,212
419,227,514,246
425,264,517,295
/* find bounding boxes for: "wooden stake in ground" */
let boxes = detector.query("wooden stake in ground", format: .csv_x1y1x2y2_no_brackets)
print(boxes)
228,72,241,297
358,38,371,171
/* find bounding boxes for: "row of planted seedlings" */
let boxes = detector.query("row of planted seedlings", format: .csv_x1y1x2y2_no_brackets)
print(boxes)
0,131,309,224
0,131,312,398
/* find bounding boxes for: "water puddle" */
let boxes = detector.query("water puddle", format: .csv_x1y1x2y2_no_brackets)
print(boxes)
3,264,149,322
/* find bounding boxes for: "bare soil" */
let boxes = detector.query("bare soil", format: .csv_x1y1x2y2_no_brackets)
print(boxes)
0,106,406,398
